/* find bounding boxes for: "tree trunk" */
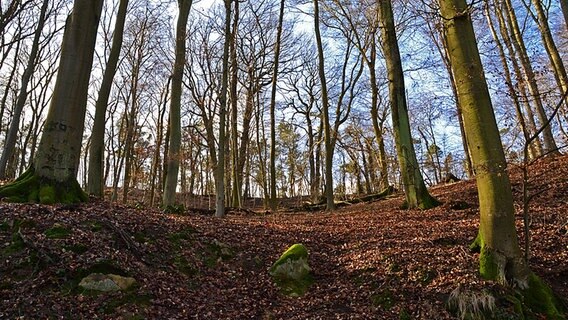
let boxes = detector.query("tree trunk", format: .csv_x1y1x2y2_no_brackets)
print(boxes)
0,0,103,204
268,0,285,211
163,0,192,208
484,0,536,158
561,0,568,28
378,0,438,209
502,0,560,155
313,0,336,211
492,0,544,156
230,0,240,208
441,0,564,316
531,0,568,110
0,0,49,179
87,0,128,197
216,0,231,218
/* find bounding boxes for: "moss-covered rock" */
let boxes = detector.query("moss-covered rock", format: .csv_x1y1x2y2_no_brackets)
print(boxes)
78,273,136,292
269,243,313,297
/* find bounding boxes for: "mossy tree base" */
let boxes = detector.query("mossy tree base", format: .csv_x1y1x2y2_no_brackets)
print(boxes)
0,167,87,204
468,232,566,319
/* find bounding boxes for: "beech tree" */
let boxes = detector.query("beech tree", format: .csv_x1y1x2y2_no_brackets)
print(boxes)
0,0,103,203
162,0,193,208
0,0,49,179
87,0,129,198
378,0,438,209
440,0,564,316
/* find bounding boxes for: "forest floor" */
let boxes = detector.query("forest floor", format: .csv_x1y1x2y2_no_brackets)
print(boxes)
0,157,567,319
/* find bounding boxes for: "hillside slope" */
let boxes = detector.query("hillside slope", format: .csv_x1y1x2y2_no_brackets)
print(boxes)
0,156,567,319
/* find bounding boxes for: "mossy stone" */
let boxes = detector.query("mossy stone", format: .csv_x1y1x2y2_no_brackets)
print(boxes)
269,244,313,297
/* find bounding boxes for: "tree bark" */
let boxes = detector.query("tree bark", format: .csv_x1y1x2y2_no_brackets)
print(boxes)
269,0,285,211
163,0,193,208
216,0,231,217
0,0,49,179
378,0,438,209
502,0,560,155
87,0,129,197
0,0,103,203
441,0,564,316
313,0,336,211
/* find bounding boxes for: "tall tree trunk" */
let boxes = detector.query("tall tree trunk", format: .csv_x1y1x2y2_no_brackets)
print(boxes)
530,0,568,109
313,0,335,211
268,0,285,211
484,0,536,158
150,77,170,207
502,0,560,155
163,0,192,208
561,0,568,28
229,0,240,208
493,0,544,156
216,0,231,218
378,0,438,209
0,0,49,179
0,0,103,204
87,0,129,197
441,0,564,316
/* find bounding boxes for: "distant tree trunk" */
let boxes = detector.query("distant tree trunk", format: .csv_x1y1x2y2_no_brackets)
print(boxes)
163,0,192,208
530,0,568,108
0,0,103,203
230,0,240,208
441,0,564,316
561,0,568,28
0,0,49,179
428,18,474,177
313,0,335,211
484,0,536,158
502,0,560,155
149,77,170,207
216,0,231,217
87,0,128,197
269,0,285,211
492,0,543,156
378,0,438,209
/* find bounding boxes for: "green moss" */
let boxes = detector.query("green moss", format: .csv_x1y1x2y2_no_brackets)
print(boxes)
45,224,71,239
469,232,482,253
102,292,151,315
60,261,129,295
39,185,56,204
2,232,25,256
64,243,88,254
203,240,233,268
522,273,565,319
479,246,500,280
162,204,185,214
270,244,308,273
371,289,395,310
418,194,441,210
0,166,88,204
167,227,197,247
86,220,103,232
269,244,313,297
399,308,411,320
173,255,197,276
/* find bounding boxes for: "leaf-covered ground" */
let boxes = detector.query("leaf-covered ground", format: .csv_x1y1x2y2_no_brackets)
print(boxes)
1,156,567,319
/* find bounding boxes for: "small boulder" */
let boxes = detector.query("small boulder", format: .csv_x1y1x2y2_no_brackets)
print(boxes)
79,273,136,292
269,243,313,297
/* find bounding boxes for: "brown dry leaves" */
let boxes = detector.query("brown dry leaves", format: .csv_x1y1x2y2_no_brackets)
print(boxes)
0,156,567,319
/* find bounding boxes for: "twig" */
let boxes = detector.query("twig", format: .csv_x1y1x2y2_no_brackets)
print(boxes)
100,219,153,266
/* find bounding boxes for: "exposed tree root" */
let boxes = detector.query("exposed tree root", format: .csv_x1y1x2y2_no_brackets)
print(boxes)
0,167,88,204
